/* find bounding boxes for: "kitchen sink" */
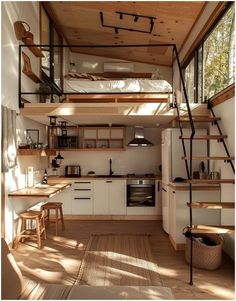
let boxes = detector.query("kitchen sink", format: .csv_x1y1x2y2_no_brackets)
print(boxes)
95,175,124,178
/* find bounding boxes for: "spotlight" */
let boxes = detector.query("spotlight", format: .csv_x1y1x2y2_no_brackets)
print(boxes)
134,15,139,22
120,13,123,19
115,28,118,34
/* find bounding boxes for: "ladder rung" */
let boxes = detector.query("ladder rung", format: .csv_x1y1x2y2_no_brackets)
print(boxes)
180,135,227,140
188,225,235,234
177,116,221,123
182,156,234,160
187,202,235,209
187,179,235,184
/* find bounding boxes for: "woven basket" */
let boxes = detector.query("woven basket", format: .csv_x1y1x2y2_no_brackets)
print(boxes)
185,234,223,270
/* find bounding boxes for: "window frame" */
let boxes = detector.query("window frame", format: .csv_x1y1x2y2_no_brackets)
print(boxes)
183,2,234,104
40,4,63,93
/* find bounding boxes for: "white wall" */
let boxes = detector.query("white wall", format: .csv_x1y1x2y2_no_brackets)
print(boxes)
67,52,172,84
49,127,162,176
209,98,235,259
2,1,48,243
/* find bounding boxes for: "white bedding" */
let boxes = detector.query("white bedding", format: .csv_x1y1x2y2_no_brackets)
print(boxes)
64,79,172,93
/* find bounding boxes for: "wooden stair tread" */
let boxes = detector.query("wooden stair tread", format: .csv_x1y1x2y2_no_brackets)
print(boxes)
187,179,235,184
182,156,234,160
177,116,221,122
189,225,235,234
187,202,235,209
180,135,227,140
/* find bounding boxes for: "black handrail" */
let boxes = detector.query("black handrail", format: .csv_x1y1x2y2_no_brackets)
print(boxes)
173,45,195,285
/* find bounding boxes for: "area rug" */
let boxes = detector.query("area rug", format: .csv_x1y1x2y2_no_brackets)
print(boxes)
74,234,163,286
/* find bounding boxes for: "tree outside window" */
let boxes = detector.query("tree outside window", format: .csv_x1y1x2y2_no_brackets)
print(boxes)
203,4,235,99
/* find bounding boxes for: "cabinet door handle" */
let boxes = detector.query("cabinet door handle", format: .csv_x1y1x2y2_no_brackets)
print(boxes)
172,191,175,194
74,197,91,200
162,188,167,192
74,181,91,184
74,188,91,191
106,181,112,183
157,182,160,191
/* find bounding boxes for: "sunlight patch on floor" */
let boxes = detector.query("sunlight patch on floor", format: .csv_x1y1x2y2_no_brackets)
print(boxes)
198,283,235,299
157,266,178,277
90,251,158,272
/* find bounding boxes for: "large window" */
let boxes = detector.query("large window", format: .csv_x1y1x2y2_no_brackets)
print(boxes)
184,4,235,103
40,6,63,90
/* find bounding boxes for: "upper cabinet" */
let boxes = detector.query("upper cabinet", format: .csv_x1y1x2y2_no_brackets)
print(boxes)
48,126,126,151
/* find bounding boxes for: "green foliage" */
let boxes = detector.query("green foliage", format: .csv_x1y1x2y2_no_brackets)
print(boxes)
204,4,235,99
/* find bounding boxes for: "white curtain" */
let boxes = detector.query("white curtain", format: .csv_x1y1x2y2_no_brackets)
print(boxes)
1,105,17,172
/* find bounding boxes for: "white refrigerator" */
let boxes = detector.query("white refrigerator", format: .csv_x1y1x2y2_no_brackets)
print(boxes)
161,128,208,233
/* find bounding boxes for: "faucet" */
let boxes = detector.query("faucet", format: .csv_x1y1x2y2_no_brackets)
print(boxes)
109,159,114,176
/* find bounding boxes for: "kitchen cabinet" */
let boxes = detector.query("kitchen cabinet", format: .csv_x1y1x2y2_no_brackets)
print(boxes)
52,185,72,214
71,180,93,214
93,180,126,215
168,184,221,249
82,127,125,150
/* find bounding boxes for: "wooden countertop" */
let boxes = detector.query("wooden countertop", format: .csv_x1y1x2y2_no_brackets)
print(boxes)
8,183,72,198
48,175,162,180
168,182,220,191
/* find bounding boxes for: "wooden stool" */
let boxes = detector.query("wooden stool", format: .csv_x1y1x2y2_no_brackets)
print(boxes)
13,210,46,249
41,202,65,236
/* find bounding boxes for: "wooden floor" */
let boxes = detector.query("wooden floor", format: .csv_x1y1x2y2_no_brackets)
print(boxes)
11,220,235,300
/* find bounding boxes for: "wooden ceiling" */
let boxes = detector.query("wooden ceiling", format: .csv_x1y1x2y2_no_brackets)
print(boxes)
44,1,205,66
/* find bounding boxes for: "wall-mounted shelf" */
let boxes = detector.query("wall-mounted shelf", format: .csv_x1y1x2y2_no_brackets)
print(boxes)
22,37,44,57
17,149,56,156
22,70,42,83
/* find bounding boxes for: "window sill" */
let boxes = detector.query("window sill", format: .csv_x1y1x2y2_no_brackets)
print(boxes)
209,83,235,107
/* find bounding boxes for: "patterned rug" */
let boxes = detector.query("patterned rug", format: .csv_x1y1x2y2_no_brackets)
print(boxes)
74,234,163,286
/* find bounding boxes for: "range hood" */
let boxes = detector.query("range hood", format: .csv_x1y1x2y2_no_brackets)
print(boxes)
127,126,154,147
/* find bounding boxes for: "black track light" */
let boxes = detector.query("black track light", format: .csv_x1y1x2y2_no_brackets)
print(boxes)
115,27,118,34
120,13,123,19
150,18,154,32
134,15,139,22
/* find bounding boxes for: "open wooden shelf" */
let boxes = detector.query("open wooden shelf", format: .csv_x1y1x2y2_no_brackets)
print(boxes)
187,179,235,184
180,135,227,140
187,202,235,209
177,116,221,123
189,225,235,234
22,37,44,57
17,149,56,156
182,156,234,160
23,70,42,83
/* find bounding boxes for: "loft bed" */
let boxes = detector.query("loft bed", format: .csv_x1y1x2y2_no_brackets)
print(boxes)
19,44,177,107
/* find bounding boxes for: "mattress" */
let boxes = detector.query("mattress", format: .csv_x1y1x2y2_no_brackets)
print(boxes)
64,79,172,93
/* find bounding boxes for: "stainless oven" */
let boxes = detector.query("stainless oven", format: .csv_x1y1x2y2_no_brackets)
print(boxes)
127,179,155,207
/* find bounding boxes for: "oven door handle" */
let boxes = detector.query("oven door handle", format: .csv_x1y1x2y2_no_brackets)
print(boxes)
128,184,153,188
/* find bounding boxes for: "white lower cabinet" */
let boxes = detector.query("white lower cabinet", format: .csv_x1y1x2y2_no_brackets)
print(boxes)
52,185,72,215
71,180,94,214
94,180,126,215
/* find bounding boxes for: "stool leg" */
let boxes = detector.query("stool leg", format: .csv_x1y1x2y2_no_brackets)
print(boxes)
47,209,50,224
14,217,23,249
55,208,58,236
36,217,42,249
59,205,65,231
41,214,47,240
21,218,27,243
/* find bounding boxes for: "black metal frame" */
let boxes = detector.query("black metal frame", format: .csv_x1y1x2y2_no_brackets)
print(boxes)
19,43,176,108
18,41,198,284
